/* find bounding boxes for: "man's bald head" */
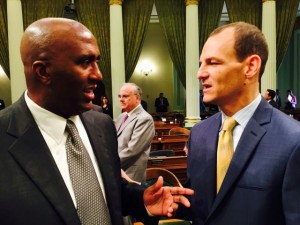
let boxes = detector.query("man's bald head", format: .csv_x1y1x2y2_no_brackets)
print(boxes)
20,18,94,69
20,18,102,118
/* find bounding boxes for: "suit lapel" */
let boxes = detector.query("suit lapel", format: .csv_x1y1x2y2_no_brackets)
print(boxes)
117,106,141,135
207,100,270,219
200,115,222,214
7,98,80,225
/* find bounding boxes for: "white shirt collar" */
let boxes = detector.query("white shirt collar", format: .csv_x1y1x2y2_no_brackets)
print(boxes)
24,90,78,145
221,94,262,129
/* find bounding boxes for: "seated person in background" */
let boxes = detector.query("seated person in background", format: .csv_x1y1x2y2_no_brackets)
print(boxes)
263,89,279,109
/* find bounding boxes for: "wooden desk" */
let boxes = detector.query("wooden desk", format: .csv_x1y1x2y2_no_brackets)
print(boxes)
151,135,188,152
281,108,300,121
154,122,181,135
147,156,187,184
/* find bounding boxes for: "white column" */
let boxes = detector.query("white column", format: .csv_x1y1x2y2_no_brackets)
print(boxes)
261,0,276,93
7,0,25,103
109,0,126,120
185,0,200,128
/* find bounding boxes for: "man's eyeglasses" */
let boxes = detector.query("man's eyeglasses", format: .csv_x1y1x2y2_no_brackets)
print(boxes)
118,94,137,99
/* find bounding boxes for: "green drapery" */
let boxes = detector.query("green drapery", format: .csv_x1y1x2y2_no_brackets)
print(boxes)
0,0,9,78
276,0,299,70
198,0,224,54
76,0,111,101
123,0,154,81
21,0,68,29
225,0,262,28
155,0,186,87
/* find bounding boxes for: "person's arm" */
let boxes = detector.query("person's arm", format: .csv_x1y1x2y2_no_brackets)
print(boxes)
121,169,141,185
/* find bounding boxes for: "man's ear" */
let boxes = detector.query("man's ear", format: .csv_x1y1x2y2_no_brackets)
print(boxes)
32,60,51,85
245,54,261,79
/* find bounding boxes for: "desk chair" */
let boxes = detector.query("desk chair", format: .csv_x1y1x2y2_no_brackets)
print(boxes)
149,149,175,157
145,167,182,187
168,127,190,136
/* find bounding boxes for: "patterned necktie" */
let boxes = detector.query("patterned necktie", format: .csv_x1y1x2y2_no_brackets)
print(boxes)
65,120,111,225
216,117,237,193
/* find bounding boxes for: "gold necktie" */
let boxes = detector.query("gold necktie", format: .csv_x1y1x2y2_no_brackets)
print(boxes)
65,120,111,225
216,117,237,193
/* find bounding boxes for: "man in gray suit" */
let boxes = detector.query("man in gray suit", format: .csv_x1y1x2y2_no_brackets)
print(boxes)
115,83,155,183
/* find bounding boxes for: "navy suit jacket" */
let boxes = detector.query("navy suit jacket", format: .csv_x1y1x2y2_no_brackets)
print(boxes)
0,96,150,225
180,99,300,225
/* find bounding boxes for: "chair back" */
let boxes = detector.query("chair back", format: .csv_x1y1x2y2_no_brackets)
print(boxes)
169,127,190,136
146,168,182,187
149,149,175,157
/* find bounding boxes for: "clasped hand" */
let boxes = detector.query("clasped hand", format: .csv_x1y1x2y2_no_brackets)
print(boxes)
143,176,194,217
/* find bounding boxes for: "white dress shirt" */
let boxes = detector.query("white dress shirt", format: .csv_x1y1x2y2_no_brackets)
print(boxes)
24,91,107,207
220,94,262,151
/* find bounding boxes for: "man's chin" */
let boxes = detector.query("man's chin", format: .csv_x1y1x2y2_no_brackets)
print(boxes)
80,102,94,112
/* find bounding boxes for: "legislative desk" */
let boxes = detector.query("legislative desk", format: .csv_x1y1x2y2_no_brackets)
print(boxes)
147,156,187,184
154,121,181,135
151,134,188,155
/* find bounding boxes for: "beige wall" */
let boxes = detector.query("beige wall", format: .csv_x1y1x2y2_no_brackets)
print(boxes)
129,23,174,114
0,67,11,107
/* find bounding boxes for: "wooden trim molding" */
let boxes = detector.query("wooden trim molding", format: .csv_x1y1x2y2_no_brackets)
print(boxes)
185,0,198,6
109,0,123,5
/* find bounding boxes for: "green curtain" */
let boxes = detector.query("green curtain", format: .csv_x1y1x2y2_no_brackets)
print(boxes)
155,0,186,87
76,0,112,101
0,0,9,78
123,0,154,81
198,0,224,53
21,0,68,29
276,0,299,71
225,0,262,28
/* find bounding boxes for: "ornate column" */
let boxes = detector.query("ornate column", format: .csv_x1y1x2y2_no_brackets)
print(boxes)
261,0,276,93
7,0,25,103
185,0,200,128
109,0,125,120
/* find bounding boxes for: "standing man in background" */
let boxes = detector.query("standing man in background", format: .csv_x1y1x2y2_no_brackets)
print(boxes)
116,83,155,225
116,83,154,183
275,89,282,109
155,92,169,113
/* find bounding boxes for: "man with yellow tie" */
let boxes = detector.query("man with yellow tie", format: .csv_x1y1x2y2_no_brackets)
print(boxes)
176,22,300,225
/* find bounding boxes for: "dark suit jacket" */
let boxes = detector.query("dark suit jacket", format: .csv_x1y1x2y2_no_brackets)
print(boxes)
269,99,279,109
0,96,151,225
155,97,169,112
179,99,300,225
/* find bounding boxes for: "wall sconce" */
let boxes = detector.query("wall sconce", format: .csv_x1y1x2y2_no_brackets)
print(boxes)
141,64,152,76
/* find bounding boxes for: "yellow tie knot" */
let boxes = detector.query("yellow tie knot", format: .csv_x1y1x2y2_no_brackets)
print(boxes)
222,117,237,132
